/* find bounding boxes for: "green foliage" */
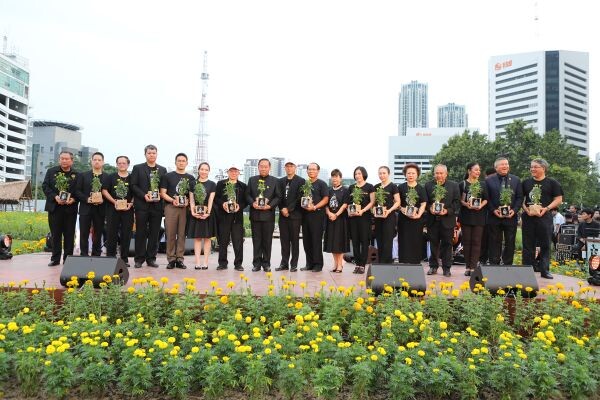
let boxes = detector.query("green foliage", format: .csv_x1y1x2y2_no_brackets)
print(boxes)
118,357,153,396
177,177,190,196
203,361,237,399
432,181,447,202
114,178,128,199
499,187,513,206
243,358,272,399
193,180,207,205
530,183,542,205
405,186,419,206
158,357,192,399
225,180,237,201
149,169,160,192
313,363,345,399
54,171,69,192
374,185,388,206
469,179,482,199
277,361,307,400
300,179,313,198
0,211,47,241
43,352,78,399
90,174,102,193
351,185,363,204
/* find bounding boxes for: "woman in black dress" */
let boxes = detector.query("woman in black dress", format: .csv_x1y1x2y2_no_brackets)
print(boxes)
188,162,217,270
324,169,349,272
397,163,428,264
459,162,488,276
347,166,375,274
373,166,400,264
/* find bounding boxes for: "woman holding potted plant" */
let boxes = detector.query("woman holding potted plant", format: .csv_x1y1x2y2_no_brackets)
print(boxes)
188,162,217,270
458,162,488,276
373,166,400,264
346,166,375,274
324,169,349,272
397,163,428,264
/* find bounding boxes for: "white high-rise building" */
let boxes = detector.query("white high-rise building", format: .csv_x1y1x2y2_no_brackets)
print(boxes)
489,50,589,156
438,103,468,128
0,50,30,182
398,81,428,136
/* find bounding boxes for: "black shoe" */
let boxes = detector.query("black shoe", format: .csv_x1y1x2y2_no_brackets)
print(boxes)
443,269,451,277
134,262,143,268
48,260,60,267
300,266,313,271
541,273,554,279
290,266,297,272
124,263,131,268
252,266,261,272
311,268,323,273
263,267,271,272
147,260,159,268
427,267,438,275
275,265,289,271
166,261,176,269
464,269,471,276
176,261,187,269
234,265,244,271
216,265,228,271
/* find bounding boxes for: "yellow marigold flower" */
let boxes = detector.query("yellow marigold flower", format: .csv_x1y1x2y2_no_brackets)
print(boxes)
127,287,135,294
44,360,52,366
439,321,448,330
45,344,56,355
405,357,412,365
220,296,229,304
417,350,425,357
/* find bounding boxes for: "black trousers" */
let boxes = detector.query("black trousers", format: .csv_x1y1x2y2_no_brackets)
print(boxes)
375,214,396,263
279,217,301,268
48,208,77,263
251,220,275,268
79,207,105,256
217,214,244,268
349,215,371,267
106,208,134,263
462,224,484,269
522,215,553,274
488,222,517,265
428,219,453,270
302,211,325,270
134,207,163,264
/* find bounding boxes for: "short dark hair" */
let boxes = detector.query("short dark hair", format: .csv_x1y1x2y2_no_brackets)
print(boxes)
258,158,271,166
59,151,74,159
175,153,188,161
353,166,368,180
91,152,104,160
464,162,479,179
581,208,594,216
116,156,130,165
378,166,390,174
403,163,421,177
144,144,157,154
308,162,320,171
330,169,342,178
198,162,210,172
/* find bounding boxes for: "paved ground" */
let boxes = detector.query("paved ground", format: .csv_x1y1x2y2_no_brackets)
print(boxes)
1,239,597,298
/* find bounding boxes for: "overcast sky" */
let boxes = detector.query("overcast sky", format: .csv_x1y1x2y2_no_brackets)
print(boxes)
2,0,598,178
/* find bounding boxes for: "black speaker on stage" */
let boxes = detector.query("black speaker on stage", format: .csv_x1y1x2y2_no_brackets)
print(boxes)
469,265,538,298
366,263,426,295
60,256,129,288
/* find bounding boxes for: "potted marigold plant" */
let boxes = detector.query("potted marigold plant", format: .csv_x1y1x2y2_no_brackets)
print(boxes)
373,185,387,217
90,174,103,204
528,184,543,216
432,181,447,214
225,181,237,213
175,178,190,207
468,179,482,208
348,185,363,216
405,186,419,217
193,182,207,215
148,170,160,201
114,178,129,210
55,171,71,202
499,186,513,217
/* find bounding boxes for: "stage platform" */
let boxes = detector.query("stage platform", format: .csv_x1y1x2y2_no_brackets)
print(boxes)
1,240,597,298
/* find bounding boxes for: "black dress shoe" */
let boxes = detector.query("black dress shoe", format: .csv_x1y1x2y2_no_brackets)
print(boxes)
311,268,323,273
427,267,437,275
290,267,297,272
275,265,289,271
541,273,554,279
252,266,261,272
263,267,271,272
234,265,244,271
464,269,471,276
147,260,160,268
134,262,143,268
216,265,228,271
176,261,187,269
166,261,176,269
300,266,313,271
443,269,451,277
48,261,60,267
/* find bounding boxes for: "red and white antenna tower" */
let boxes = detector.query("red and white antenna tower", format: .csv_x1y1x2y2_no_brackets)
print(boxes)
194,51,209,169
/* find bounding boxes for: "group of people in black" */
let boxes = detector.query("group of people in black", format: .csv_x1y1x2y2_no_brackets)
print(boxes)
43,146,563,279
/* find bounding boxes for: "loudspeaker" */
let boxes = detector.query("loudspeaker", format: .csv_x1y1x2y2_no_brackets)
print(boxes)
60,256,129,288
366,263,427,295
469,265,538,298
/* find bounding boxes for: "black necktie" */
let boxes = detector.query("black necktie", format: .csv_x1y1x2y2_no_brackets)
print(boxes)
501,175,507,188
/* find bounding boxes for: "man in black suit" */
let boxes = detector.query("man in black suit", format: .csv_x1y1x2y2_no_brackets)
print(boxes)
215,166,247,271
276,161,305,272
42,151,79,266
130,144,167,268
74,151,106,256
425,164,460,276
246,158,281,272
485,157,523,266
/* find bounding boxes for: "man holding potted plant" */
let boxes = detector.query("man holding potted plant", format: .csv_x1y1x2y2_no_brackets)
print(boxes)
300,162,329,272
74,152,106,257
521,158,563,279
246,159,280,272
485,157,523,266
102,156,134,267
130,145,167,268
215,166,247,271
424,164,460,276
42,150,79,266
160,153,195,269
276,161,305,272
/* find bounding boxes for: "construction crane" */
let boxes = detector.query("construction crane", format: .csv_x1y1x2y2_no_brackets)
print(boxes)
194,51,210,170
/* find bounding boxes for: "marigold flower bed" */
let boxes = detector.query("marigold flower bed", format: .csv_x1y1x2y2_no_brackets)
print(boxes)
1,274,599,399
